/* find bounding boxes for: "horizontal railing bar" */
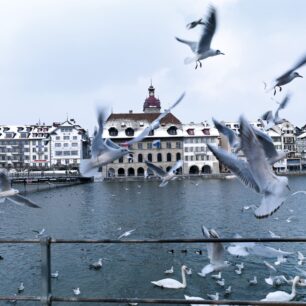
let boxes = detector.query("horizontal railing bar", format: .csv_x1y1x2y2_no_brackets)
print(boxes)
0,295,41,301
2,237,306,243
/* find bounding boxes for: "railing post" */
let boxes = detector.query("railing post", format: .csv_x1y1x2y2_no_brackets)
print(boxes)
40,237,52,306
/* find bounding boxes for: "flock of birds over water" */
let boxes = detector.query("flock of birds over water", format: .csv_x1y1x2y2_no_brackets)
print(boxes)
2,3,306,305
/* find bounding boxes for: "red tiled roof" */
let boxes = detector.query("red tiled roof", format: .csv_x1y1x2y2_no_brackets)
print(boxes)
107,112,181,125
144,95,160,108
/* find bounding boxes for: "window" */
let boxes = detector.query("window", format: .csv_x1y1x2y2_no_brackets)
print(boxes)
55,143,61,147
64,151,70,156
138,143,143,150
73,136,77,140
157,153,162,162
147,153,152,162
72,143,78,147
64,143,69,147
71,151,78,155
55,151,62,156
176,153,181,161
33,155,36,160
167,153,172,162
56,136,60,140
167,126,177,135
166,142,171,149
125,128,134,136
63,136,69,140
138,154,143,163
176,142,181,149
44,155,48,159
108,127,118,137
184,147,188,152
32,148,36,152
147,143,152,149
187,129,195,135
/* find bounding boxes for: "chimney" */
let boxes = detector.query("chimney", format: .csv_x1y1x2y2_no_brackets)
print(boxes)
129,110,133,114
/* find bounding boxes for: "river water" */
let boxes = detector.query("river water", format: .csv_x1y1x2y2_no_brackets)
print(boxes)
0,176,306,305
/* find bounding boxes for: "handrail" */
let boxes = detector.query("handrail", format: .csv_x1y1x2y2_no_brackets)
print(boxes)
0,236,305,305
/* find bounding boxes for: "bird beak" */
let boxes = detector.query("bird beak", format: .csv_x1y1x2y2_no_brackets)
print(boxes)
299,74,303,78
220,52,225,55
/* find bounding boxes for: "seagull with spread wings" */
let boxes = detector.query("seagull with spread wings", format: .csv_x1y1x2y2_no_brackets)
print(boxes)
0,171,40,208
175,5,224,69
145,160,183,187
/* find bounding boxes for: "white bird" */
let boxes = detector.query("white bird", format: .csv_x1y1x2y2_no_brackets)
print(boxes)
235,267,242,275
32,228,46,238
145,160,183,187
211,272,222,279
261,93,291,128
267,53,306,95
73,287,81,296
184,294,206,306
264,261,277,272
216,278,225,287
118,229,136,239
265,275,289,286
224,286,232,296
298,251,305,265
208,115,290,218
175,5,224,69
164,266,174,274
122,93,185,146
0,171,40,208
79,108,131,177
261,276,300,301
292,190,306,196
269,231,280,238
151,265,188,289
51,271,59,278
207,292,219,301
275,255,287,266
249,276,257,285
198,226,230,277
18,282,24,293
286,215,295,223
89,258,103,270
186,18,206,30
236,262,244,270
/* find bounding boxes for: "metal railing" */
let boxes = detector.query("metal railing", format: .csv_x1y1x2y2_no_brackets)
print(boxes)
1,237,306,305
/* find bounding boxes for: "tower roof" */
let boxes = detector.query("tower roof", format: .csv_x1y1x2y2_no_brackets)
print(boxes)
143,84,160,112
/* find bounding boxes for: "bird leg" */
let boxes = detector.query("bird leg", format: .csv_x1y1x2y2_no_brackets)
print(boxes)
279,86,282,92
195,61,198,69
274,87,277,96
199,61,202,68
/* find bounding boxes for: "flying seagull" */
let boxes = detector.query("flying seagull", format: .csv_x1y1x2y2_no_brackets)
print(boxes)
0,171,40,208
198,226,229,277
122,93,185,146
208,116,290,218
175,5,224,69
118,229,136,239
145,160,183,187
267,53,306,95
79,107,131,177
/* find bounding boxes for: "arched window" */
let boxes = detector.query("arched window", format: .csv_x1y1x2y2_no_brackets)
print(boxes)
138,154,143,163
202,165,212,174
137,167,144,176
189,165,199,175
167,153,172,162
167,126,177,135
176,152,181,161
128,168,135,176
108,127,118,136
157,153,162,162
147,153,152,162
108,168,115,177
118,168,125,176
125,128,134,136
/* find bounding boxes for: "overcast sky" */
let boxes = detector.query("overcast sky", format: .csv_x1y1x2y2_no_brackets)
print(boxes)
1,0,306,131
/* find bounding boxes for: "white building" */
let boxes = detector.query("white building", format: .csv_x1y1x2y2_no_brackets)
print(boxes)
49,120,90,169
182,122,220,174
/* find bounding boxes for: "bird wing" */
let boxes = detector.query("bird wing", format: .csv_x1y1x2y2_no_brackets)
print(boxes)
175,37,197,53
239,116,274,190
123,126,152,146
212,118,239,148
0,171,11,191
91,107,108,158
7,194,41,208
276,53,306,82
145,161,167,178
261,110,273,123
252,127,280,162
168,160,183,174
207,144,260,193
197,6,217,53
275,93,291,122
104,138,121,150
254,186,286,219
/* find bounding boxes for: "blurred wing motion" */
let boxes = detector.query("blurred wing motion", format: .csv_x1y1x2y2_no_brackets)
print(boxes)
7,194,40,208
145,161,167,178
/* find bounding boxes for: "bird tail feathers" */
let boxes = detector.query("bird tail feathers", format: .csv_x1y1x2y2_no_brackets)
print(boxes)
184,57,196,65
